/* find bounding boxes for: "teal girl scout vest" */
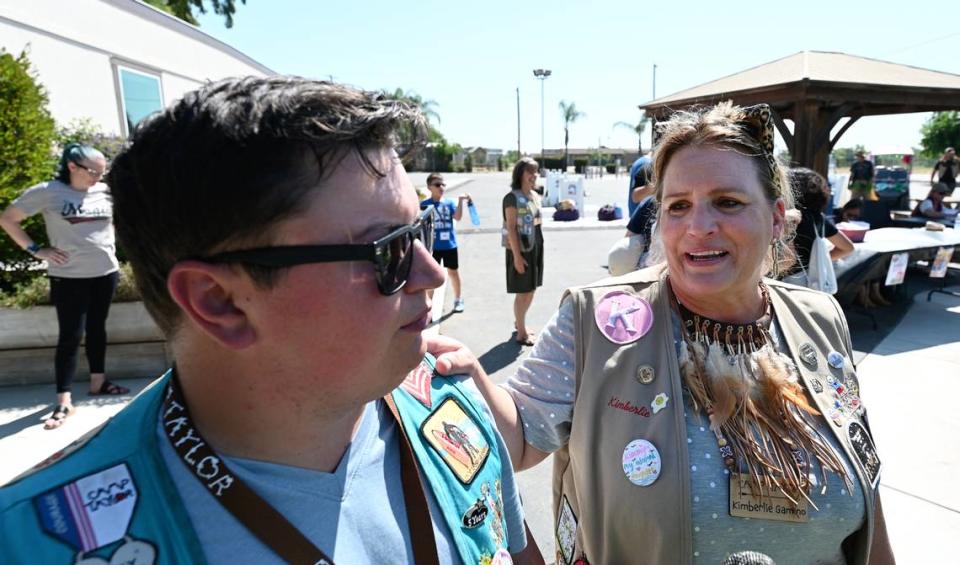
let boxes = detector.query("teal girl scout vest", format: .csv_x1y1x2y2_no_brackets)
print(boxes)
0,357,511,564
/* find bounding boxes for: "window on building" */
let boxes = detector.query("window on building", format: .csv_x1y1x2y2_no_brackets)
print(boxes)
117,67,162,134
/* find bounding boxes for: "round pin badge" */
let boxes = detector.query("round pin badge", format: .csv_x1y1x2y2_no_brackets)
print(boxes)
622,439,661,486
594,291,654,345
827,351,845,369
799,343,818,369
636,365,655,385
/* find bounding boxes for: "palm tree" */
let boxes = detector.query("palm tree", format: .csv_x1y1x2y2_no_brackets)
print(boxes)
387,88,441,127
383,88,440,168
559,100,585,169
614,111,647,153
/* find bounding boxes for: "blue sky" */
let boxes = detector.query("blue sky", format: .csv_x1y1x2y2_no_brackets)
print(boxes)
196,0,958,155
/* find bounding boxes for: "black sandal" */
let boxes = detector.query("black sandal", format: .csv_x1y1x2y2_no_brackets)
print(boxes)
44,404,73,429
89,380,130,396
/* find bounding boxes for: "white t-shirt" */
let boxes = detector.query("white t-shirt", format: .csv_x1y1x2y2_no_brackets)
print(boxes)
12,180,118,278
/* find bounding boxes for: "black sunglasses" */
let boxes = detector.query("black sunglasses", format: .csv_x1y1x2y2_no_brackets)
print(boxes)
201,207,435,295
72,162,105,177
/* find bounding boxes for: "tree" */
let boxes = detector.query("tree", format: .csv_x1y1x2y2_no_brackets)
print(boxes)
614,112,647,153
382,88,438,168
0,49,57,292
919,111,960,158
559,100,585,169
143,0,246,28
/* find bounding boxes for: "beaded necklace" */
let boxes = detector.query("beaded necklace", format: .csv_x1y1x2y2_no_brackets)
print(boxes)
672,280,852,506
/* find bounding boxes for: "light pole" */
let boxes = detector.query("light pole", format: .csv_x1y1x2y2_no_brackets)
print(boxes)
533,68,551,168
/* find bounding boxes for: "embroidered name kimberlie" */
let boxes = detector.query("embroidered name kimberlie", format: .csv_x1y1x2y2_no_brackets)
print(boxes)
607,396,651,417
163,394,235,496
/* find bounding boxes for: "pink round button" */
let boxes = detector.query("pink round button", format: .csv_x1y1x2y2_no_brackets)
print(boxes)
594,291,654,345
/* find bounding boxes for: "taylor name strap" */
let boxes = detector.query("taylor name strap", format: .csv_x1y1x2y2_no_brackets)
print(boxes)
163,374,333,565
383,393,441,565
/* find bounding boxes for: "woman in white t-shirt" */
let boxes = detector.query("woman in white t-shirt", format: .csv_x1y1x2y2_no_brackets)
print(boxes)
0,143,125,429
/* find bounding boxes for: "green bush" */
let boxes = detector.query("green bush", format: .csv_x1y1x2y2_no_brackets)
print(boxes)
56,118,125,162
0,263,141,309
0,49,58,294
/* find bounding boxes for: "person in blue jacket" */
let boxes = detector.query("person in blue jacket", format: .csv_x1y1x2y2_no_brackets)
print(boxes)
626,153,653,218
0,77,542,565
421,173,472,313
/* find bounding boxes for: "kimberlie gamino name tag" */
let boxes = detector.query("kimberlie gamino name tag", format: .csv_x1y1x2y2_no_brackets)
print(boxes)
729,473,809,523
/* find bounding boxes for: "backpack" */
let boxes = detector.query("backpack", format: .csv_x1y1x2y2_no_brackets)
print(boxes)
598,205,617,221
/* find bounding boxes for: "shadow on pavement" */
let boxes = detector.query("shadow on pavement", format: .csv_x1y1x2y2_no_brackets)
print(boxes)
0,406,50,438
844,268,960,362
477,338,526,376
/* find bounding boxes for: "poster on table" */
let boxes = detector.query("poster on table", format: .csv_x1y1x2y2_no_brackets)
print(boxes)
885,252,909,286
930,247,955,279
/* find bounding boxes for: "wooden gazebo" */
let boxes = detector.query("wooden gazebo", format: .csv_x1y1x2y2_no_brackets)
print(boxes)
639,51,960,176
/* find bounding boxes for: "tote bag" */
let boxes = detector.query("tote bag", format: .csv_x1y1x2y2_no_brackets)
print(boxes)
806,219,838,294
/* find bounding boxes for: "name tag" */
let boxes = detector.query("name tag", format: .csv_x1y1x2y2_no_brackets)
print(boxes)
729,473,808,523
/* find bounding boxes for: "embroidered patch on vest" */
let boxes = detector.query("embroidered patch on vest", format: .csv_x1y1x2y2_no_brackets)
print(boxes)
400,361,433,408
651,393,669,414
421,397,490,484
34,463,138,553
847,421,882,487
76,536,157,565
482,480,507,548
594,291,653,345
556,494,578,565
462,497,489,529
621,439,661,486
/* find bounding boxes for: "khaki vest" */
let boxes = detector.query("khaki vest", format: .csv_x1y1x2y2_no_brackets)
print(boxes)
553,266,879,564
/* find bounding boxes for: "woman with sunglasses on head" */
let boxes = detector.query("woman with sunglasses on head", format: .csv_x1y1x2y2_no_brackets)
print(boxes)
503,157,544,346
436,103,894,564
0,143,125,430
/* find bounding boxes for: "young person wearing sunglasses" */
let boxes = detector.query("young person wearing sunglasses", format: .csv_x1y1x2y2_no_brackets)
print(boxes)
0,143,126,431
0,77,542,565
420,173,472,312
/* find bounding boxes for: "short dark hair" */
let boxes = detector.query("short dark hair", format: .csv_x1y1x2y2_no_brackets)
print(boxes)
108,76,425,335
426,172,444,186
510,157,539,191
788,167,830,212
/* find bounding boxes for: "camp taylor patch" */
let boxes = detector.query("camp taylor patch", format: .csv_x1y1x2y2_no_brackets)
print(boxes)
556,495,578,565
400,361,433,408
847,421,882,487
420,397,490,484
34,463,138,553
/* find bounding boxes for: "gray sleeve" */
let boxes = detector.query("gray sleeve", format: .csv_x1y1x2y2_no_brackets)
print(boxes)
10,183,48,216
502,299,577,453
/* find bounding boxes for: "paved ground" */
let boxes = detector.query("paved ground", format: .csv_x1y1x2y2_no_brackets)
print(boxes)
2,171,958,562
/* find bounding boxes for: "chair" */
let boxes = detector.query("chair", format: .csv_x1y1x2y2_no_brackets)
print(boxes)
860,199,893,229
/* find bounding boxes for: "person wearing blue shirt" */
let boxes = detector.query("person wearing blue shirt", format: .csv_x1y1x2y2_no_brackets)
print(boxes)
626,154,653,217
421,173,471,313
0,77,542,565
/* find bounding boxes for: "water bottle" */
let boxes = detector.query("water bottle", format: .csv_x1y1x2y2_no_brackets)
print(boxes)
468,201,480,226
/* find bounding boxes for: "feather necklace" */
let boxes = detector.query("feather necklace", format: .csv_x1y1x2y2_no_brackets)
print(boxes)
673,281,852,507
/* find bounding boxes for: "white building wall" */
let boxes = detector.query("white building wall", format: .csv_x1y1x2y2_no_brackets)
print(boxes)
0,0,272,135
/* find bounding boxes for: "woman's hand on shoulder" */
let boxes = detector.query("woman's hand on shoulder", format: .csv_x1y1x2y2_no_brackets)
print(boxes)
427,334,484,381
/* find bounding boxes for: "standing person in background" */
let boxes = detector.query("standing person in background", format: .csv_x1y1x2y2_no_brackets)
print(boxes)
421,173,471,312
627,152,653,217
0,143,125,430
930,147,957,196
503,158,543,346
783,167,855,287
848,150,876,201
